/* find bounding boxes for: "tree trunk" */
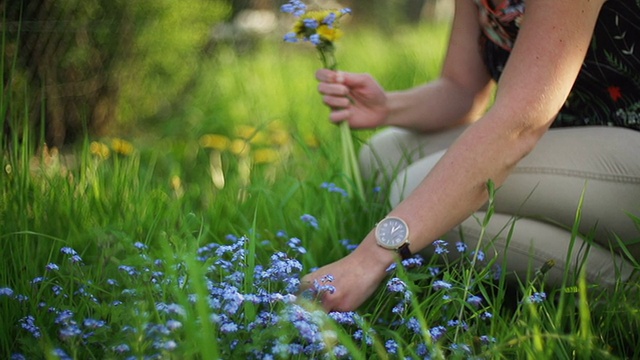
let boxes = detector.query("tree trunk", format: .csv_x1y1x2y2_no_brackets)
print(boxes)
2,0,123,148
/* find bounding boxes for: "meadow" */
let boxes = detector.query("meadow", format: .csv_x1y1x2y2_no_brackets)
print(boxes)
1,22,639,359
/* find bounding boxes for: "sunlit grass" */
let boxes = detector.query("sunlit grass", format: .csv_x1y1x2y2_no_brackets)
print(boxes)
1,23,639,359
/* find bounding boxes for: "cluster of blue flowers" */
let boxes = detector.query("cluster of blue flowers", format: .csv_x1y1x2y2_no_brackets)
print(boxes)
300,213,319,229
0,201,551,359
320,182,349,198
280,0,307,17
280,0,352,46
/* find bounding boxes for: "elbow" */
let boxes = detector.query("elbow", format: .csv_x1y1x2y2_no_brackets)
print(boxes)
441,77,494,127
492,95,559,155
462,84,495,124
494,86,567,150
483,105,556,169
515,126,546,161
509,113,555,165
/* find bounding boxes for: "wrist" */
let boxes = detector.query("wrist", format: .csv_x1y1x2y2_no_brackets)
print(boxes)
354,232,399,273
376,93,393,127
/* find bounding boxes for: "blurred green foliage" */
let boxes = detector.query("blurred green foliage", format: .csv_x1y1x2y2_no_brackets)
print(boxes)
172,23,450,140
2,0,451,148
116,0,230,125
2,0,230,147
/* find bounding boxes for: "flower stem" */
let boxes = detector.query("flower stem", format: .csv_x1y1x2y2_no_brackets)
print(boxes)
320,47,365,202
340,120,365,201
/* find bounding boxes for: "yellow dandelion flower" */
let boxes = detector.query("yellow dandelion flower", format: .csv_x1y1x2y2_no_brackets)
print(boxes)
111,138,134,156
249,131,268,145
304,134,319,148
317,25,343,42
171,175,182,191
235,125,268,145
235,125,257,139
253,148,279,164
90,141,110,159
270,129,291,146
229,139,250,156
170,175,184,199
199,134,230,151
267,120,285,131
290,9,348,43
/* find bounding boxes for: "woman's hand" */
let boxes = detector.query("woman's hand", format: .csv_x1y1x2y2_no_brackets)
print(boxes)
300,235,396,312
316,69,389,129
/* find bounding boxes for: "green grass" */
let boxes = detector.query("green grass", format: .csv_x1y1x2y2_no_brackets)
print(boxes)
1,24,639,359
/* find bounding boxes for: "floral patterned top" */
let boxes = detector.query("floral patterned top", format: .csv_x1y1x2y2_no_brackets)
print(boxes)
475,0,640,130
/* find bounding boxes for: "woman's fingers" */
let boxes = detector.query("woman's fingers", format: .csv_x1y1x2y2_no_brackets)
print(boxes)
318,81,352,122
316,70,354,122
318,82,350,97
323,94,351,109
315,68,339,82
329,109,351,123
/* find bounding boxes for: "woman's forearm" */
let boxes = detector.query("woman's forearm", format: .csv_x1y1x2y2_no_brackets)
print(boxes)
384,77,493,132
361,110,545,265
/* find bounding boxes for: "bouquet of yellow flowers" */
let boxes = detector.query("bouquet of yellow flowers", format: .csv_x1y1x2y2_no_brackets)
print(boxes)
281,1,364,201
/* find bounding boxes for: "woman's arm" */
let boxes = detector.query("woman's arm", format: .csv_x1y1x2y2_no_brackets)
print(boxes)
305,0,607,312
384,0,494,131
316,0,493,132
391,0,607,256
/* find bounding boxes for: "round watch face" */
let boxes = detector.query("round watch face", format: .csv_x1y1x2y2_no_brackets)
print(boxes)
375,217,409,250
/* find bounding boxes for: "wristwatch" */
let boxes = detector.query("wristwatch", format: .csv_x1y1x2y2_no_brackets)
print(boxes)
374,216,412,260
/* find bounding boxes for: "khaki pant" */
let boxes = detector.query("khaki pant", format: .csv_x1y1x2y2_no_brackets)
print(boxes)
361,126,640,287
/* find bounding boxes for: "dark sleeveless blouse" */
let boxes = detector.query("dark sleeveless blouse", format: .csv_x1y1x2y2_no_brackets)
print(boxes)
475,0,640,130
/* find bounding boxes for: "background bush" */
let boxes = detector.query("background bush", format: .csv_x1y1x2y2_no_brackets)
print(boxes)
2,0,230,147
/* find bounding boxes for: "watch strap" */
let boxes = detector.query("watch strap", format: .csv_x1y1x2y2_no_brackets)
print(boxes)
397,243,412,260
